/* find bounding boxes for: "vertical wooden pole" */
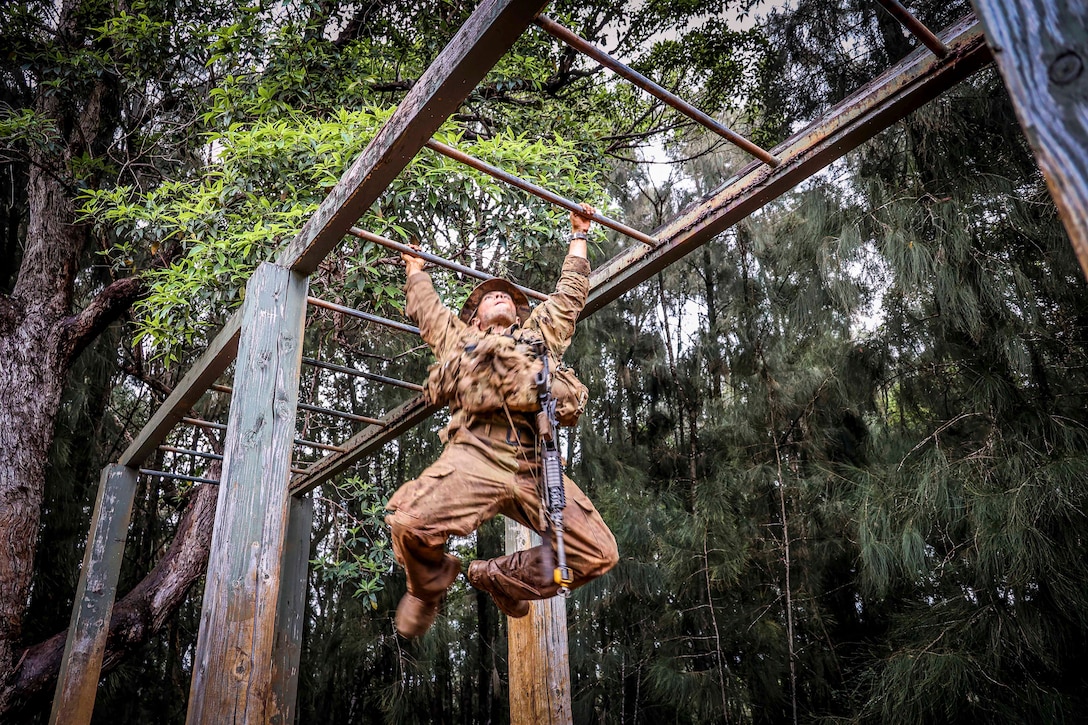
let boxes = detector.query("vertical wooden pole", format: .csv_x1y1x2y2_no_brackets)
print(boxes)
505,520,572,724
49,464,137,725
187,262,308,724
270,493,313,724
971,0,1088,278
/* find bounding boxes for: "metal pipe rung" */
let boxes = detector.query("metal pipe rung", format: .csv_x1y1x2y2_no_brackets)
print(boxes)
302,357,424,392
425,139,660,246
347,227,549,301
534,15,780,167
306,296,420,335
875,0,949,57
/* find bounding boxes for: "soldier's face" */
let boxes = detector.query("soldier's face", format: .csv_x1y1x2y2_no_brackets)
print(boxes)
474,290,518,329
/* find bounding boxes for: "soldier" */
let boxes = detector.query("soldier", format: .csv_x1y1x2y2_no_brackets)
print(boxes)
387,203,619,638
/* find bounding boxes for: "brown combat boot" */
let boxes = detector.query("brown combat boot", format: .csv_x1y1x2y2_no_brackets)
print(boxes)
395,555,461,638
467,560,530,618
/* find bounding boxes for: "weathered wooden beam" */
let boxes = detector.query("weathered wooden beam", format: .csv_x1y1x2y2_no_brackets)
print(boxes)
270,493,314,724
584,14,991,316
119,310,242,468
276,0,550,275
49,465,138,725
187,263,308,724
971,0,1088,279
506,521,572,725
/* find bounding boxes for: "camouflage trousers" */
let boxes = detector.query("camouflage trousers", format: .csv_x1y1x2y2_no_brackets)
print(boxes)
385,415,619,607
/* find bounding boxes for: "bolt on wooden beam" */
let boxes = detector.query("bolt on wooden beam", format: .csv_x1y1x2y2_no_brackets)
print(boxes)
971,0,1088,280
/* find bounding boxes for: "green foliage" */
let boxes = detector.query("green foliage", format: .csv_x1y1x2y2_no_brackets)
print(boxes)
310,475,393,610
82,109,606,362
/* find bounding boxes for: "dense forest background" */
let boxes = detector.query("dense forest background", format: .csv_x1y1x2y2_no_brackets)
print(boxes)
3,0,1087,722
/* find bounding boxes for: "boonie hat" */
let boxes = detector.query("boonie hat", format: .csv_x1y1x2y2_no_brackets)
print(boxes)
460,278,532,324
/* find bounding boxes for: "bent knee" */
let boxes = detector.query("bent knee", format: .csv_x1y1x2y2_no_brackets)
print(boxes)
580,534,619,581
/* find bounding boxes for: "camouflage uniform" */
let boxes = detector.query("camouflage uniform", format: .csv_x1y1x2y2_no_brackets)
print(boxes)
386,255,618,615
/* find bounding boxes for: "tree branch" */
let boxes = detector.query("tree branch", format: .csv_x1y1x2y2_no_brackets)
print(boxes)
58,276,143,363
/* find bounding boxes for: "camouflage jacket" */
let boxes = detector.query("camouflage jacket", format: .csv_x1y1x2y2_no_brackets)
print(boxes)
405,255,590,436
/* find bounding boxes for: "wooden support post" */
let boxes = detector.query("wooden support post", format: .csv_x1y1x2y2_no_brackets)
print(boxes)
49,464,137,725
505,519,572,724
270,493,314,724
971,0,1088,279
187,263,308,724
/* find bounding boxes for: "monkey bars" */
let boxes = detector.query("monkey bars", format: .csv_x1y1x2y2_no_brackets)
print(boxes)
52,0,1088,723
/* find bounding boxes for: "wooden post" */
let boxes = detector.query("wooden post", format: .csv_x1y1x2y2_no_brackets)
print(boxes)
505,520,572,724
187,263,308,724
270,493,313,724
971,0,1088,278
48,464,137,725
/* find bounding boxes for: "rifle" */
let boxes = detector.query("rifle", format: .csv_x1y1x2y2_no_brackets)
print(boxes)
535,352,573,596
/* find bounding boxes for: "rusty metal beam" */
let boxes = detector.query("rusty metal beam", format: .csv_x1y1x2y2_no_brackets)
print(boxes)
276,0,551,274
584,14,990,316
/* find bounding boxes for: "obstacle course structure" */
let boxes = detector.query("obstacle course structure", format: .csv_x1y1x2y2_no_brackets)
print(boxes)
47,0,1088,722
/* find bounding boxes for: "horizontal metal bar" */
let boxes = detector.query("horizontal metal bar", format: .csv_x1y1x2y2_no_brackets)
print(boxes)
291,396,440,496
307,296,420,335
139,469,220,485
296,401,385,426
295,438,346,453
302,357,424,392
348,227,548,301
425,139,659,246
200,383,388,426
876,0,949,57
156,446,306,474
181,416,347,452
182,417,226,431
159,446,223,461
534,15,780,167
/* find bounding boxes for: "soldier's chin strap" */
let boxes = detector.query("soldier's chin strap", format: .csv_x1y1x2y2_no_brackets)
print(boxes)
535,352,573,596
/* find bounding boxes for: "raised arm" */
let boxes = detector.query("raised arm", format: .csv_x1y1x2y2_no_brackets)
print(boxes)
402,247,466,358
527,204,596,358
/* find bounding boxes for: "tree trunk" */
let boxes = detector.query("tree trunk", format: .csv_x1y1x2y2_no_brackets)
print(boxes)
0,0,133,703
